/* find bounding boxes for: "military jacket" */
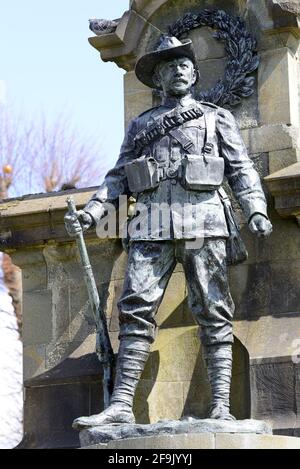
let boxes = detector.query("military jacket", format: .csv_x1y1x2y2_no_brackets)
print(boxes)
85,94,268,240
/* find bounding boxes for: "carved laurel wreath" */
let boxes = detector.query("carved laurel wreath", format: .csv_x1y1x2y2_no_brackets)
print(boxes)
168,9,259,107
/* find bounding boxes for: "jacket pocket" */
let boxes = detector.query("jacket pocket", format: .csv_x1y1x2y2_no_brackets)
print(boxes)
182,154,225,191
125,156,159,193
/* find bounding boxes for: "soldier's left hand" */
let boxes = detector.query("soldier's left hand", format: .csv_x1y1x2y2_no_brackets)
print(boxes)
249,214,273,238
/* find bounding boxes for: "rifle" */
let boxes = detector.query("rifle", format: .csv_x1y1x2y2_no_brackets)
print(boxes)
66,197,114,409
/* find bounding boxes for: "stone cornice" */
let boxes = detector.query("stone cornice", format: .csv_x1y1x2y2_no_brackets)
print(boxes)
0,188,97,251
272,1,300,16
88,9,148,71
265,162,300,220
88,0,300,71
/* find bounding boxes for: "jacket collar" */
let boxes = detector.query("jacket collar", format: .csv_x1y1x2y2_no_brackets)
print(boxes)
161,93,196,108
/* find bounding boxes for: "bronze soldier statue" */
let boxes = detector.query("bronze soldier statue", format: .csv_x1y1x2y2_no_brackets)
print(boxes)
65,36,273,428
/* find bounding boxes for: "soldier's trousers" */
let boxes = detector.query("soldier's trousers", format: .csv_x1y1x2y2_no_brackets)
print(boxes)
117,238,235,346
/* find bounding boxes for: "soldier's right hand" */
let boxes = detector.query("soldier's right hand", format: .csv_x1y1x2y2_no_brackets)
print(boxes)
64,210,93,237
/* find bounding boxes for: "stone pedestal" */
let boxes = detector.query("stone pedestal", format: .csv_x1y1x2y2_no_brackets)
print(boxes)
81,433,300,450
79,418,300,450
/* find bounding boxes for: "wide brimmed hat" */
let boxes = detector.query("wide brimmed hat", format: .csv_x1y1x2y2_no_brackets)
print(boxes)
135,36,197,89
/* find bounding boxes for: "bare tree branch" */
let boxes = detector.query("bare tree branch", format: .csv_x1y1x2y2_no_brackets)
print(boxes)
0,105,105,197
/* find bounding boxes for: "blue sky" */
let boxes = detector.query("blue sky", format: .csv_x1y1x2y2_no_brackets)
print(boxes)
0,1,129,174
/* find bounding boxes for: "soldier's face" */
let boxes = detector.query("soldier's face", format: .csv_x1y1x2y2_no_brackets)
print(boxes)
155,57,197,96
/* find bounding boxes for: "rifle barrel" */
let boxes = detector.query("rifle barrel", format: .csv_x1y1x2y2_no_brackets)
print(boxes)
66,197,114,408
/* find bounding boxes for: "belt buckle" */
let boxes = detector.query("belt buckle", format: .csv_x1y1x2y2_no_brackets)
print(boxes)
203,143,214,154
167,168,178,179
184,141,194,152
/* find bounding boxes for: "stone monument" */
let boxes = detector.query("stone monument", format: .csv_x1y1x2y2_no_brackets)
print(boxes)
1,0,300,449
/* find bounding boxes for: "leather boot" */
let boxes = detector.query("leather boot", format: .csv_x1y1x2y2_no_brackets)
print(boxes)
73,338,151,430
202,343,236,421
